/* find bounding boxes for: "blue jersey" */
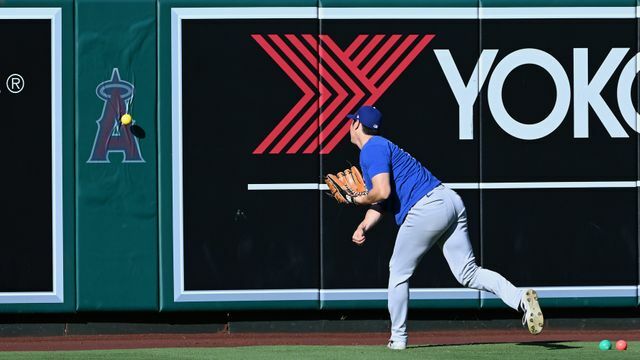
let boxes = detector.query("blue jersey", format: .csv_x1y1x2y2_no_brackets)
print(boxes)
359,136,441,225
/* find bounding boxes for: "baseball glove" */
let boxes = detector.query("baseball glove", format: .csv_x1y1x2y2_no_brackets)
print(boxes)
324,166,368,204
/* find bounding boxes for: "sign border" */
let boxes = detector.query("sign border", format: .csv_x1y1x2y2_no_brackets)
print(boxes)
0,7,64,304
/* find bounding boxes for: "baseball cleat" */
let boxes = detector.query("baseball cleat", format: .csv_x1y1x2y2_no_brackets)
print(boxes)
387,341,407,350
521,289,544,335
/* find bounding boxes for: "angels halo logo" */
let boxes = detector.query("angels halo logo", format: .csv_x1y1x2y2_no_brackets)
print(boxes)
252,34,435,155
87,68,145,163
88,68,145,163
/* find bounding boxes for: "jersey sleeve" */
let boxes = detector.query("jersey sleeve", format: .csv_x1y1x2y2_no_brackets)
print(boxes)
361,143,391,179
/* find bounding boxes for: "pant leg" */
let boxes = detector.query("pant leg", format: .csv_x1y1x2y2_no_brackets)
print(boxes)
439,187,523,310
388,187,455,343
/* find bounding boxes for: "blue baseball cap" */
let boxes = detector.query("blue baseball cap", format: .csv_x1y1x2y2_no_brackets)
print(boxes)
347,105,382,130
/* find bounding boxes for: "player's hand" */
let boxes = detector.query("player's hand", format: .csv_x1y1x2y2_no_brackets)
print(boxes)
352,225,366,246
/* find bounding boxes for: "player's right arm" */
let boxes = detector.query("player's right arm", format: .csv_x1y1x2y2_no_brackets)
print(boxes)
352,204,384,245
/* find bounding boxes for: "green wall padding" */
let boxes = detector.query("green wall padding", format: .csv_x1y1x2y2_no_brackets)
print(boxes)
75,0,158,311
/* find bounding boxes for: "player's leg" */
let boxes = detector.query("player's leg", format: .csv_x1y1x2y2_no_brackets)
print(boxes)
437,187,544,334
388,187,455,347
438,202,522,310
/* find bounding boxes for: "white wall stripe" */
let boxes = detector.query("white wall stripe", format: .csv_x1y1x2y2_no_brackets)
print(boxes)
174,286,636,302
0,293,62,304
479,181,637,189
0,8,61,19
177,289,318,302
171,9,185,302
248,181,639,191
172,7,317,19
321,7,636,19
480,6,636,19
321,288,478,301
320,7,478,19
51,7,64,305
170,6,640,21
481,286,637,299
447,183,480,189
248,183,321,190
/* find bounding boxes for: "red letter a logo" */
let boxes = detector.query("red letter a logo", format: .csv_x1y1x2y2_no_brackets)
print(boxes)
88,68,144,163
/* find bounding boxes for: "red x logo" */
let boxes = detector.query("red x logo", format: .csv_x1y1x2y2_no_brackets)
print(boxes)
252,34,435,154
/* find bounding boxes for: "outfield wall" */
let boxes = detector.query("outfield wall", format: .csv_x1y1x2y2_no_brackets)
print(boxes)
0,0,638,313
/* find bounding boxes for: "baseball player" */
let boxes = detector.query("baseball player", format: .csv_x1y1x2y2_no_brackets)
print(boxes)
330,105,544,350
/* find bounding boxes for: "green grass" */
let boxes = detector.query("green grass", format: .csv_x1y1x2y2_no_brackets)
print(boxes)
0,342,637,359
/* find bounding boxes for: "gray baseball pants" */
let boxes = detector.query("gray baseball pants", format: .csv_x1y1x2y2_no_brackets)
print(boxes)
388,184,523,343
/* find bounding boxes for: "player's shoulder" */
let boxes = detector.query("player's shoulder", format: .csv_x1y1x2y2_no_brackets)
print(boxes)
360,137,388,160
374,136,400,154
362,136,391,152
369,135,394,147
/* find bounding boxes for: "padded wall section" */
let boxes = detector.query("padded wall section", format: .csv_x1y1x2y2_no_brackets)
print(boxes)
319,1,481,309
479,1,639,307
158,1,321,311
75,0,158,311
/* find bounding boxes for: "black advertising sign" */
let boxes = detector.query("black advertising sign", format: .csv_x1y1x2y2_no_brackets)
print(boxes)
171,6,637,306
0,19,52,292
0,9,63,304
175,13,321,302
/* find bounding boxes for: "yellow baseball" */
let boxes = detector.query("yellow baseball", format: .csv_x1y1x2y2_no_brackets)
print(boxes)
120,113,132,125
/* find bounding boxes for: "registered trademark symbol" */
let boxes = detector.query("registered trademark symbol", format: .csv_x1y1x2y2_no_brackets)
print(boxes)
6,74,24,94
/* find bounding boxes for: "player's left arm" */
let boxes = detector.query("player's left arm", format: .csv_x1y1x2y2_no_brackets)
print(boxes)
354,172,391,205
